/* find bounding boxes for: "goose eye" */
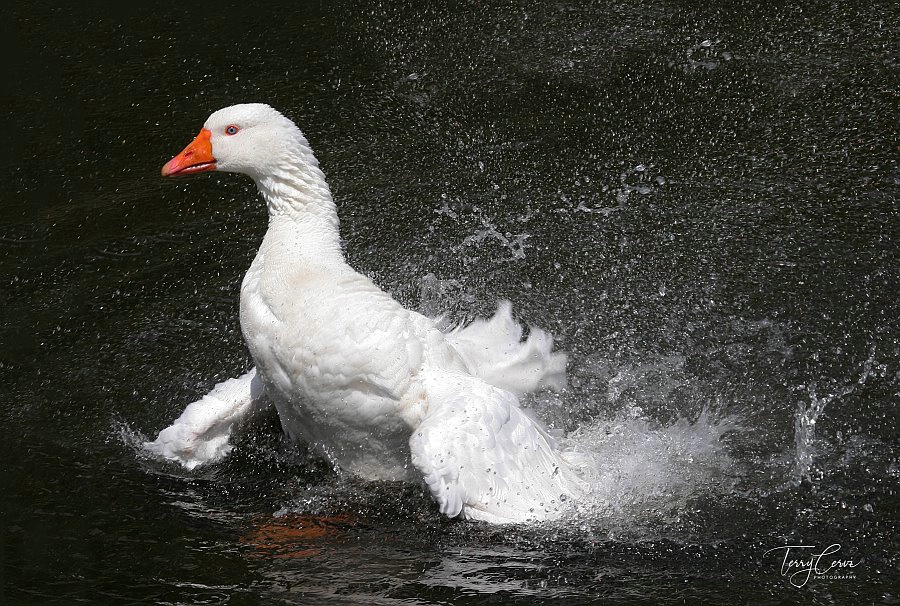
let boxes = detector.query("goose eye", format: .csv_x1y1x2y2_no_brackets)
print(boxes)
225,125,240,136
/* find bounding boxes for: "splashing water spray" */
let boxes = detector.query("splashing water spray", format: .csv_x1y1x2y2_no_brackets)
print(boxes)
793,344,880,485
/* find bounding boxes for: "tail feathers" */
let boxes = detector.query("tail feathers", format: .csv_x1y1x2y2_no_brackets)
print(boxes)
144,370,266,470
446,301,567,397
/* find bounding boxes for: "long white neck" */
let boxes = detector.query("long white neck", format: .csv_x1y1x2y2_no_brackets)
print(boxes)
253,146,345,264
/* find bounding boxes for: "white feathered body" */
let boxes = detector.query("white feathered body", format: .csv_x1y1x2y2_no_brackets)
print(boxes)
240,215,460,480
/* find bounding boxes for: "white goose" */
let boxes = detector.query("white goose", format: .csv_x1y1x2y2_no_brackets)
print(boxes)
146,104,586,523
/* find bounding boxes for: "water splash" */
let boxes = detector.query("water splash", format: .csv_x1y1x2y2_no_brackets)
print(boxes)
417,272,476,321
561,405,740,532
459,212,530,261
670,38,734,73
434,196,533,261
113,419,153,462
793,344,880,485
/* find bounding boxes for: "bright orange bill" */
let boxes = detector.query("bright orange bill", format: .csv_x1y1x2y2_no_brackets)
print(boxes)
161,128,216,176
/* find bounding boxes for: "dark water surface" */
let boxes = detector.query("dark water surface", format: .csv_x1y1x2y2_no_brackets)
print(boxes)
2,2,898,604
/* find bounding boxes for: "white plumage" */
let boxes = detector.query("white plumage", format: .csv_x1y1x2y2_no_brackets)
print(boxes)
145,104,585,523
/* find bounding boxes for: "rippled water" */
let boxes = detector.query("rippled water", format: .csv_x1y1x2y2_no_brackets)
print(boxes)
3,2,897,604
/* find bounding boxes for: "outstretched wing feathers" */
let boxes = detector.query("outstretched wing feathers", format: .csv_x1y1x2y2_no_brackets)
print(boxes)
409,369,585,524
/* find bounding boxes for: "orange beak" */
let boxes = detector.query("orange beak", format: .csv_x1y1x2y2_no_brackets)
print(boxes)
161,128,216,177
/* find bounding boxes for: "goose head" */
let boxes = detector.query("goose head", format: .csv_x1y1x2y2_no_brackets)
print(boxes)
161,103,310,181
